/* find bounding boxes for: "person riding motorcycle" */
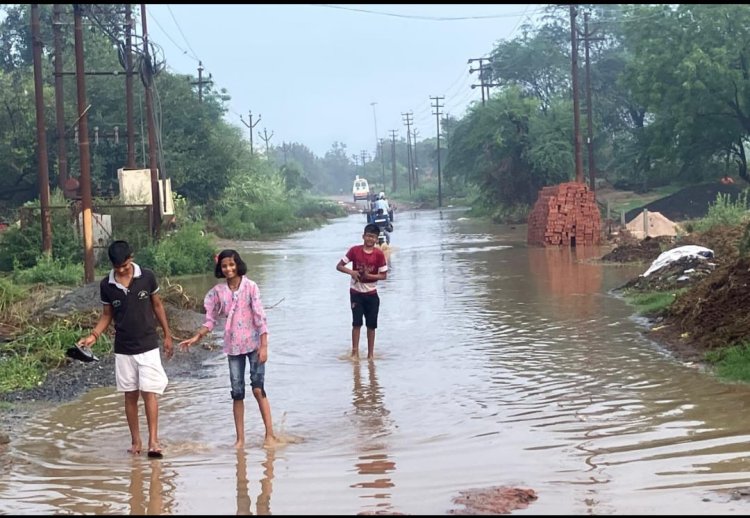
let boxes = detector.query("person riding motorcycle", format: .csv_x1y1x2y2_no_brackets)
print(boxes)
374,191,394,222
372,208,391,245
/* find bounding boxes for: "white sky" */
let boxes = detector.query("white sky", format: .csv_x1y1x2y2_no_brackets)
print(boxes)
145,4,545,158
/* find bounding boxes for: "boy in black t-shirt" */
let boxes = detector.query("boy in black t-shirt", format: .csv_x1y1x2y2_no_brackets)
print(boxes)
77,240,174,458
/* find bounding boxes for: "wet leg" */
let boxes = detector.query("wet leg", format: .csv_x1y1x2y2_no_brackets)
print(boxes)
253,388,277,447
366,328,376,359
142,391,161,453
124,391,142,454
233,399,245,448
351,326,362,358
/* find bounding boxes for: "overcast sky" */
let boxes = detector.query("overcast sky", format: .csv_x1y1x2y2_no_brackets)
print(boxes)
145,4,545,158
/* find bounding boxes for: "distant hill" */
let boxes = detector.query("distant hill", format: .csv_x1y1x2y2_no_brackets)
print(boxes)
624,183,746,223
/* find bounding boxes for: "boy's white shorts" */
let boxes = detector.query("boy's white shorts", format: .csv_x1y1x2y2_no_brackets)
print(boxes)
115,348,168,394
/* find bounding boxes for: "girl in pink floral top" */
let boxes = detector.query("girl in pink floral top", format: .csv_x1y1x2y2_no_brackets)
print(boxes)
179,249,277,448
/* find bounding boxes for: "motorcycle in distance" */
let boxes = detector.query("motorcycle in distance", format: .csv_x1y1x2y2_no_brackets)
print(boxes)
369,208,393,250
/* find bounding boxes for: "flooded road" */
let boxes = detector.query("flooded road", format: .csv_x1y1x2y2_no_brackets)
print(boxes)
3,208,750,514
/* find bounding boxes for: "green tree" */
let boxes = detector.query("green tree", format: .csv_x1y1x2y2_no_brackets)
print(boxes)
622,4,750,182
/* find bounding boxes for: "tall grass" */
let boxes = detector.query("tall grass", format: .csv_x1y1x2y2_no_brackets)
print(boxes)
0,314,110,393
705,342,750,383
12,255,83,285
0,276,24,314
693,190,750,232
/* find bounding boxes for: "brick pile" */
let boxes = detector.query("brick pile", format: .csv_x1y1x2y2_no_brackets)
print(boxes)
527,181,601,246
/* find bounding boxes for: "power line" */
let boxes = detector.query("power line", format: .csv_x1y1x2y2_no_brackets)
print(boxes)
166,4,200,61
313,4,546,21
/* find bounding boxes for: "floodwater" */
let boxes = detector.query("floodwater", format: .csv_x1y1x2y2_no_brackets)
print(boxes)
3,208,750,514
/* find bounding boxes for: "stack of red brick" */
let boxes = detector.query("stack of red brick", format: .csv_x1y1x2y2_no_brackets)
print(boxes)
527,181,601,246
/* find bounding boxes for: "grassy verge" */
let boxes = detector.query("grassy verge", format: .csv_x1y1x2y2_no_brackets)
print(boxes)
620,289,684,317
704,344,750,383
0,311,109,393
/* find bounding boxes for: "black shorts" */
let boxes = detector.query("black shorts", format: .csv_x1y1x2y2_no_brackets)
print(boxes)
350,291,380,329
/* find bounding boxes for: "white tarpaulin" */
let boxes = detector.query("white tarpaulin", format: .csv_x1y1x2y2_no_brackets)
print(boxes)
641,245,714,277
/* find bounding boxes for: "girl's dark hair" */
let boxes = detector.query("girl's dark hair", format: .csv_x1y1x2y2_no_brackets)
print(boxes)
214,249,248,278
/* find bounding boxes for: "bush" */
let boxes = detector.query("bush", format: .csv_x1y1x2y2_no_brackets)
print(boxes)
695,191,750,233
137,222,216,277
12,255,83,285
0,191,82,271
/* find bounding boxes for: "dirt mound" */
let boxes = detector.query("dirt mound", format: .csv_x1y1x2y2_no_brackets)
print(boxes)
601,235,675,263
603,219,750,363
663,255,750,351
624,183,745,222
618,255,717,292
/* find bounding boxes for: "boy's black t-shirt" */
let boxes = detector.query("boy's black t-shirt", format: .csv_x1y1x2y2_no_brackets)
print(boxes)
99,265,160,355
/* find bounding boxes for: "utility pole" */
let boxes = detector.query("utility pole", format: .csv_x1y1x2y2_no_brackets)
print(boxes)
360,150,368,174
191,61,212,103
258,128,274,157
125,3,136,168
370,101,386,193
468,57,489,106
73,3,95,282
240,111,261,155
52,4,68,192
141,3,161,237
469,57,502,106
379,138,386,195
412,128,420,190
389,129,398,193
569,5,584,184
583,11,597,191
402,112,414,195
431,95,445,207
32,4,52,256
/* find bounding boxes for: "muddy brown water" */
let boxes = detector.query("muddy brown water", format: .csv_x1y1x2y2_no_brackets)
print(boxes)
3,209,750,514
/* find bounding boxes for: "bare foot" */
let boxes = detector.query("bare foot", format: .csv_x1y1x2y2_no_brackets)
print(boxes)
263,435,279,448
234,440,245,449
127,442,142,455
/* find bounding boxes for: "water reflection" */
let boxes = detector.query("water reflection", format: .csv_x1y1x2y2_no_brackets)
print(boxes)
235,448,275,515
128,458,176,515
350,359,396,512
527,245,604,319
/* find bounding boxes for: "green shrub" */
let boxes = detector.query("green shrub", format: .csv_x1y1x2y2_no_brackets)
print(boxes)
294,198,346,219
0,191,82,271
137,222,216,276
694,190,750,232
12,255,84,285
